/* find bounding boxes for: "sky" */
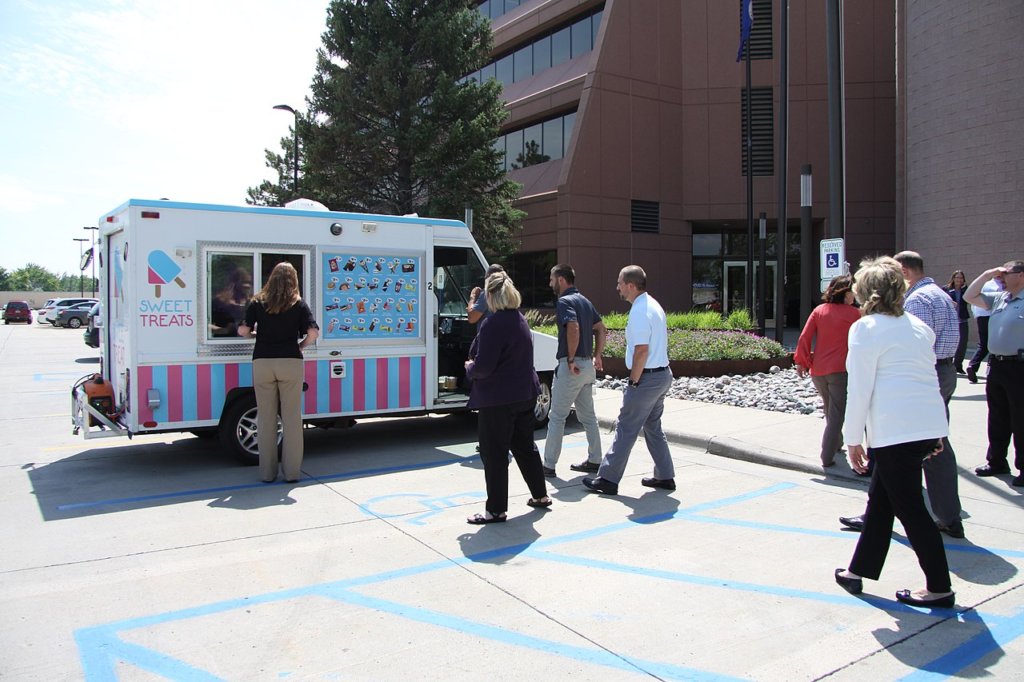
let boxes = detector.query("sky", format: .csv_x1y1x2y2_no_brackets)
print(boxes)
0,0,329,276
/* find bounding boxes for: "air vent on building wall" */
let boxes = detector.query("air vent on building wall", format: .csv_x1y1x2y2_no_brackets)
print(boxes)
738,0,773,61
741,87,775,177
631,200,660,234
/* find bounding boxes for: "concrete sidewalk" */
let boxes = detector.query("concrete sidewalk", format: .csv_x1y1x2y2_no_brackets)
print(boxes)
589,371,1001,486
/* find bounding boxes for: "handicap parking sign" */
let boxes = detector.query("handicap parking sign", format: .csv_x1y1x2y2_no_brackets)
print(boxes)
820,238,845,280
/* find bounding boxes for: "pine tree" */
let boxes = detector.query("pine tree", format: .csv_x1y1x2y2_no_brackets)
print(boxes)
247,0,524,256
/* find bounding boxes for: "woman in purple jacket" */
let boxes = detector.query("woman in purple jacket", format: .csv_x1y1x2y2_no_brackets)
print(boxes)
464,272,551,523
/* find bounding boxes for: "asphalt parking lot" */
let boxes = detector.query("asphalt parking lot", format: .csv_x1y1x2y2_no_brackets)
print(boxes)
1,322,1022,681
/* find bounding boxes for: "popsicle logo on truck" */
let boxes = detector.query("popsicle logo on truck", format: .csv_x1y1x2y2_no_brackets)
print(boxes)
147,250,187,298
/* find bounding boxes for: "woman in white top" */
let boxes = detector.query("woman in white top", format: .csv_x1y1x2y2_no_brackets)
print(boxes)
834,257,955,609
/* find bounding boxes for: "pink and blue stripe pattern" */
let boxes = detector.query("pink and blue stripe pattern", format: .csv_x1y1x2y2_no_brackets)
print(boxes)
136,356,427,427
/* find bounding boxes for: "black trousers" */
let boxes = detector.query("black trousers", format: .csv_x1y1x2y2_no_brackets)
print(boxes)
967,316,990,374
849,439,951,594
986,359,1024,472
477,399,547,515
954,319,969,370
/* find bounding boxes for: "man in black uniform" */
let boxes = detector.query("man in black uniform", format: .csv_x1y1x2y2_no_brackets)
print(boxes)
965,260,1024,487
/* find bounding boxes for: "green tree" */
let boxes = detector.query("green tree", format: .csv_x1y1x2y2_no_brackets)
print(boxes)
0,267,11,291
10,264,60,292
247,0,525,257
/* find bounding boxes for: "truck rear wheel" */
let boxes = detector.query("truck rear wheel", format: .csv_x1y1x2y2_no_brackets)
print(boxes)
219,394,281,466
534,373,552,430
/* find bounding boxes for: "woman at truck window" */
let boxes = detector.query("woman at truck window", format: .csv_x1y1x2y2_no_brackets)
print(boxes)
464,272,550,523
238,262,319,483
210,265,252,337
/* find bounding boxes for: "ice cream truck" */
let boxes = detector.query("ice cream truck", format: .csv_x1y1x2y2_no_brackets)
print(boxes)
72,199,556,464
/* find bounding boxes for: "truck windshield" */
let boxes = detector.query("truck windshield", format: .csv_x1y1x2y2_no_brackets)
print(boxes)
434,247,485,316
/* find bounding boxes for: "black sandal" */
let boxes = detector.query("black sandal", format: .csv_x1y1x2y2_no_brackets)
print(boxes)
527,497,553,508
467,512,507,525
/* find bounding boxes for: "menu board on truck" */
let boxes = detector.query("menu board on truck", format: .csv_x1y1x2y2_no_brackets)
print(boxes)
321,253,421,341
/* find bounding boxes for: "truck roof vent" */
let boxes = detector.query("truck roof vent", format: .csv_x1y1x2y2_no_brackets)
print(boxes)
285,198,330,211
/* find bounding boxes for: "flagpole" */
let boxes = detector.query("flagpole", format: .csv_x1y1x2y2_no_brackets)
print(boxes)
774,0,789,343
744,31,754,325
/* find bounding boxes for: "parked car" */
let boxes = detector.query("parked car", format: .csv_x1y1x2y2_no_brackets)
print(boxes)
53,301,96,329
83,303,100,348
37,298,97,325
3,301,33,324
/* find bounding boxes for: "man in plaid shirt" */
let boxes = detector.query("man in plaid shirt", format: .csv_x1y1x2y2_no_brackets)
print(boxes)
839,251,965,538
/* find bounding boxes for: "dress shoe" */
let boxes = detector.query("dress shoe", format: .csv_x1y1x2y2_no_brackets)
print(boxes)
570,460,601,473
542,466,557,478
582,476,618,495
834,568,863,595
936,520,965,539
839,514,865,532
895,589,955,609
966,368,978,384
975,463,1010,477
1013,474,1024,488
955,365,966,375
641,477,676,490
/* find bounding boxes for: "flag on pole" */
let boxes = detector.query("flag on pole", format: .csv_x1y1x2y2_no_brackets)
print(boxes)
736,0,754,62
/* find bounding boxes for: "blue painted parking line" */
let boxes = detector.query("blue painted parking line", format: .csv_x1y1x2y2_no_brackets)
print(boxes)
74,482,1024,680
359,492,486,525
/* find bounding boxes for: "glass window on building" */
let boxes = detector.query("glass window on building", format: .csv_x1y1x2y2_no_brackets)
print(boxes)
562,111,576,157
513,44,533,82
480,61,496,82
493,136,507,171
592,10,603,44
495,54,513,87
505,129,524,170
520,123,545,167
533,35,551,73
542,118,563,161
571,15,592,58
693,234,722,257
551,26,571,66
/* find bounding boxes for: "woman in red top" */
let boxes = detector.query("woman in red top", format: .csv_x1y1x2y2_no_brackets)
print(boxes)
794,275,861,466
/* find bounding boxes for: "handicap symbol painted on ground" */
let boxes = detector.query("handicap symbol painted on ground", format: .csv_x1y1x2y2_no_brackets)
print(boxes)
360,492,485,525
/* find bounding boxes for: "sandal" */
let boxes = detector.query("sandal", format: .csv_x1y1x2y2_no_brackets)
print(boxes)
527,497,553,508
467,512,507,525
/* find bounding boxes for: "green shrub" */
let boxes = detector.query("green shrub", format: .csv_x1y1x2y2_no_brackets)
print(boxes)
603,329,786,361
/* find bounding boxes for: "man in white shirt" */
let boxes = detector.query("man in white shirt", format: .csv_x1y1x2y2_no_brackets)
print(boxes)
966,278,1002,384
583,265,675,495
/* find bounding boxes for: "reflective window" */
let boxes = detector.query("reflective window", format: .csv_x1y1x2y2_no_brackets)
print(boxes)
592,10,603,43
521,123,545,167
533,35,551,73
480,62,496,82
495,54,513,87
563,112,576,157
505,129,524,169
513,44,533,82
551,26,571,66
571,16,591,58
493,136,507,171
542,118,563,161
208,254,253,339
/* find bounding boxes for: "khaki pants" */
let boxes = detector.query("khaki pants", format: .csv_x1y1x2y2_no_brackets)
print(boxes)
253,358,304,481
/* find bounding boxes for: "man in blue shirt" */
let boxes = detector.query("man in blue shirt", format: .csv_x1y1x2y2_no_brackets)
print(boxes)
542,264,606,477
583,266,676,495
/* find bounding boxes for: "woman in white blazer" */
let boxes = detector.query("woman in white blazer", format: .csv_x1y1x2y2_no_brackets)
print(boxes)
834,257,955,609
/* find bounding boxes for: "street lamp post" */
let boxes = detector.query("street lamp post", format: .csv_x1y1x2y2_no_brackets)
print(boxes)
73,238,88,297
273,104,299,197
83,226,99,297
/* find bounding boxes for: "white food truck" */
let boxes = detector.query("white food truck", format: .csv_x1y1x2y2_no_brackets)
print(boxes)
72,199,556,463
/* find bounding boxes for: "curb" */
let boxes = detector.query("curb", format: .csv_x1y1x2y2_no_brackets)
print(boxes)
596,415,866,484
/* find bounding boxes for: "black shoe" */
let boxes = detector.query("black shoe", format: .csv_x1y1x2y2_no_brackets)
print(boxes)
570,460,601,473
835,568,863,595
975,463,1011,477
936,520,965,539
542,466,557,478
582,476,618,495
895,589,955,609
1013,474,1024,488
839,514,865,531
966,369,978,384
955,365,965,375
641,477,676,490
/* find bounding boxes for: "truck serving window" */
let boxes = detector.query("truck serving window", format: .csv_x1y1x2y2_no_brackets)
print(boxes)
434,247,485,316
205,250,307,342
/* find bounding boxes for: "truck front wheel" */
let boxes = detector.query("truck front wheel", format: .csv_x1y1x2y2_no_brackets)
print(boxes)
219,394,281,466
534,373,552,430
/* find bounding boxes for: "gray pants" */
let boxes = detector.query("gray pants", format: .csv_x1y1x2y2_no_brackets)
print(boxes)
544,358,603,468
598,369,675,484
923,362,961,526
811,372,847,466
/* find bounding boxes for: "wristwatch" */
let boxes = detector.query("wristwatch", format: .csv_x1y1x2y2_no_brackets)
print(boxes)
628,377,640,388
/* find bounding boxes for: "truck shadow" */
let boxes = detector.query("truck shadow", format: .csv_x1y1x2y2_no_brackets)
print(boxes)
27,414,484,521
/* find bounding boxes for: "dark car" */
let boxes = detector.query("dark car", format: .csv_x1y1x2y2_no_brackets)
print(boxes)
53,302,95,329
3,301,33,324
83,303,100,348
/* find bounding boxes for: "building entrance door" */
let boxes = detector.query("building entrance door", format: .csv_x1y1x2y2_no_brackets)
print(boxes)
723,261,776,328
